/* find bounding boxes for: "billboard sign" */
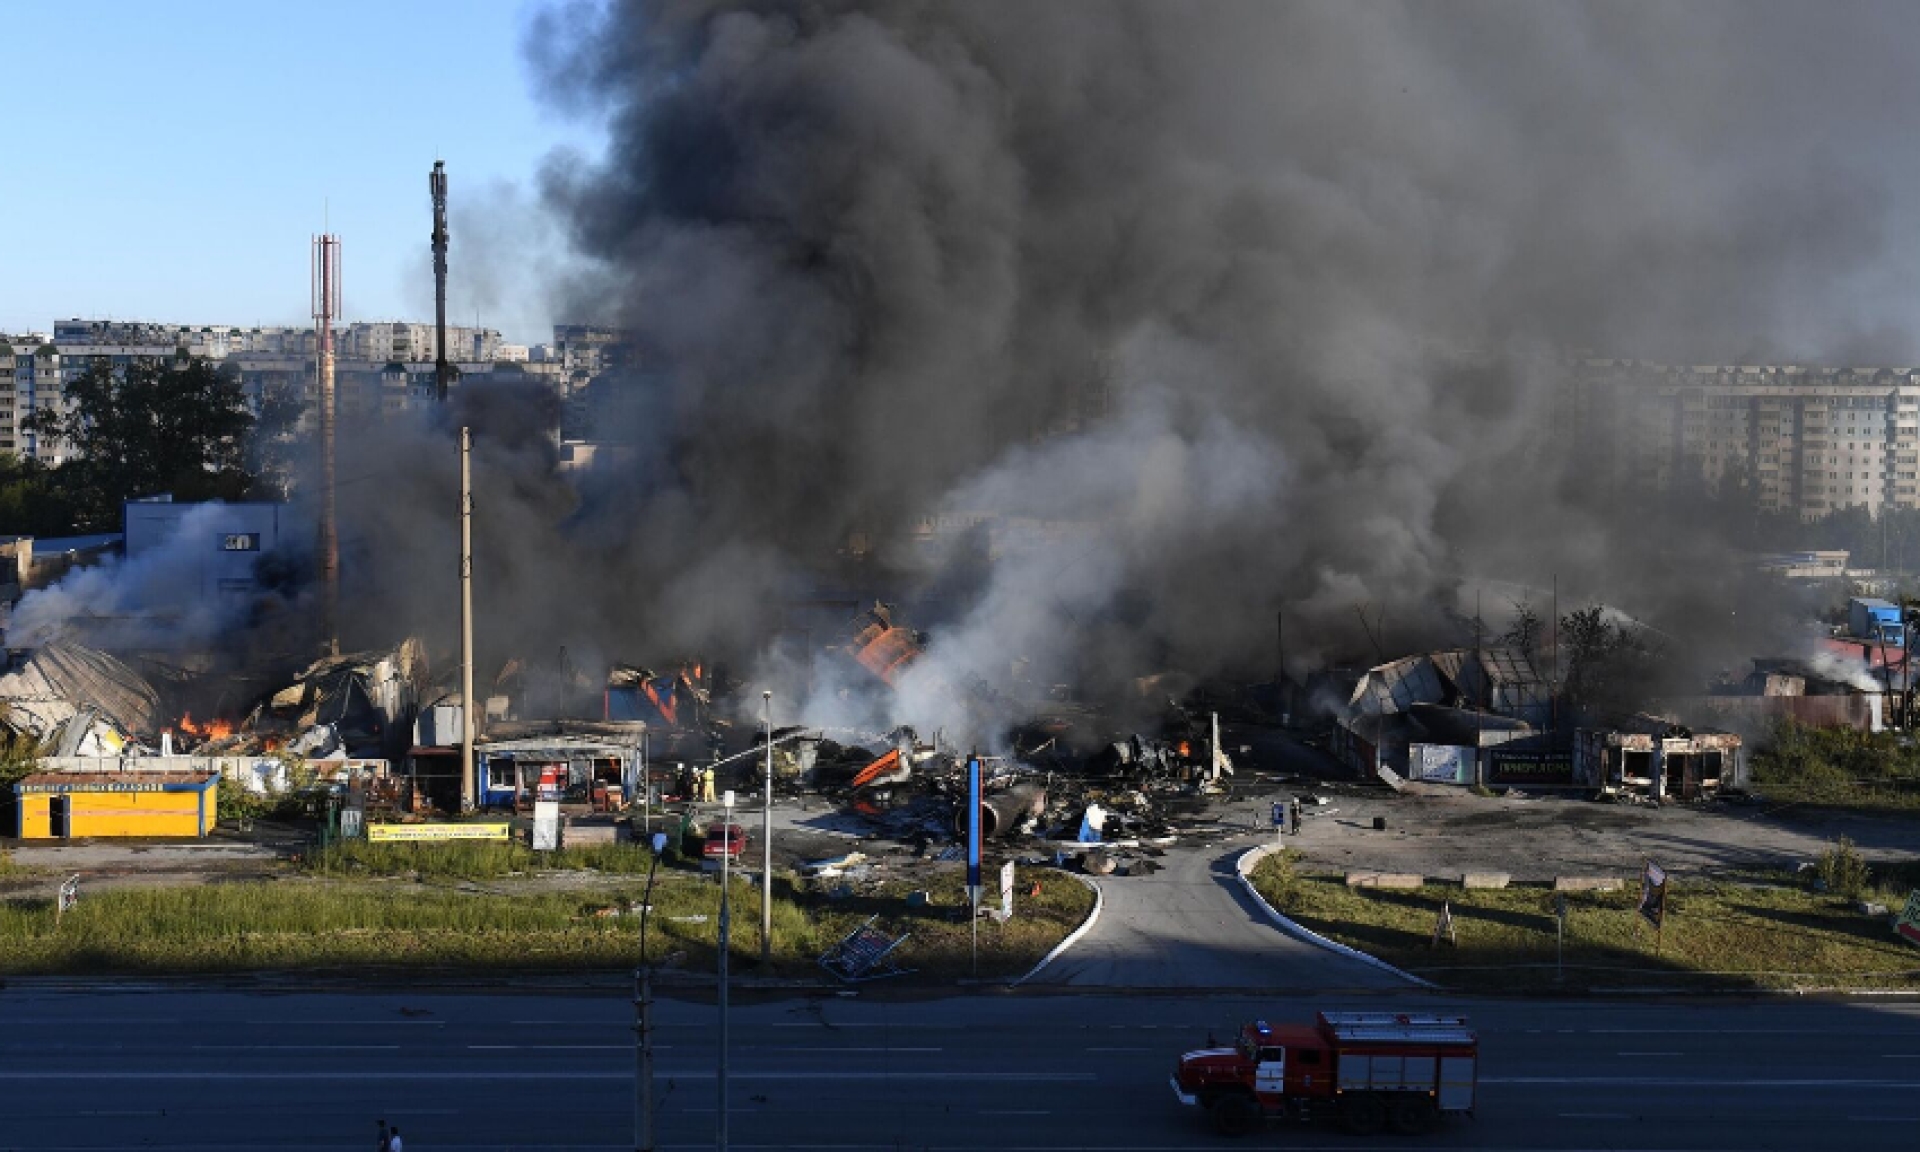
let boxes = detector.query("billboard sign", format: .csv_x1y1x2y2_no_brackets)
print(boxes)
368,822,511,843
1639,861,1668,930
1410,743,1472,784
1489,748,1576,785
966,757,982,896
1896,890,1920,949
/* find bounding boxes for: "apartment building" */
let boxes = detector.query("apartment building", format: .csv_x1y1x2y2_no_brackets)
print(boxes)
334,321,501,365
1564,360,1920,519
0,337,65,461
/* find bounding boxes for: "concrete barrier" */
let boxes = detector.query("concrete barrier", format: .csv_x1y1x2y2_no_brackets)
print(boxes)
1240,845,1433,988
1346,872,1424,889
1011,871,1103,987
1461,872,1511,889
1554,876,1623,892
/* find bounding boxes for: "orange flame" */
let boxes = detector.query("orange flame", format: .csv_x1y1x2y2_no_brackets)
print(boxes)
176,713,235,740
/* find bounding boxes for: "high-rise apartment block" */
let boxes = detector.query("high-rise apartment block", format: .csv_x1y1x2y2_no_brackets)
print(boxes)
0,336,63,461
1563,360,1920,520
5,318,628,467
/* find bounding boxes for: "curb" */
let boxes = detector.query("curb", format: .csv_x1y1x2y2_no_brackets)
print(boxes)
1010,872,1103,987
1235,843,1435,989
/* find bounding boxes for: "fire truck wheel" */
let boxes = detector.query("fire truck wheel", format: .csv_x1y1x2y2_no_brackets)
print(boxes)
1340,1092,1386,1136
1211,1092,1259,1137
1389,1095,1435,1134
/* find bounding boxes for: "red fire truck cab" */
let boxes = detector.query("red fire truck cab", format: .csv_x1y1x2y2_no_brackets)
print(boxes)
1170,1012,1477,1136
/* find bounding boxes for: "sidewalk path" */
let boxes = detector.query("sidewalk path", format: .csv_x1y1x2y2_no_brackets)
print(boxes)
1032,839,1408,989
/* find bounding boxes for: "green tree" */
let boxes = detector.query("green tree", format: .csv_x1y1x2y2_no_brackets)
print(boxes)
1559,603,1659,712
0,452,83,537
23,357,259,530
1501,599,1542,659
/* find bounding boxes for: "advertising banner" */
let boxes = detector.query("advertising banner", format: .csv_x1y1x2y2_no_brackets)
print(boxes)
368,822,511,843
966,757,982,895
1410,743,1473,784
1639,861,1668,930
1488,749,1576,786
1896,890,1920,948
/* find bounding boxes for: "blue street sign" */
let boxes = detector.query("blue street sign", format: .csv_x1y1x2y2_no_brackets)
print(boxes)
1271,801,1285,828
967,756,982,891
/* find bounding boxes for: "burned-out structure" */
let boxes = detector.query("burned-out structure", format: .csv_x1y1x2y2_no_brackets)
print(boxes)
1669,651,1896,735
471,726,649,812
1573,716,1744,799
1333,647,1555,786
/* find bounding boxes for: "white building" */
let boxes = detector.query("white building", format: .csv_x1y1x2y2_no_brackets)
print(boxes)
1,337,66,462
1562,361,1920,519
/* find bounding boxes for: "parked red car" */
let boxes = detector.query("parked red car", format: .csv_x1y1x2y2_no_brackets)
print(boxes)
703,823,747,864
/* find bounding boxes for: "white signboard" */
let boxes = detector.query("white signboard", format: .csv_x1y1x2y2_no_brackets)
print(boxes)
1410,743,1472,784
999,860,1016,920
532,801,561,851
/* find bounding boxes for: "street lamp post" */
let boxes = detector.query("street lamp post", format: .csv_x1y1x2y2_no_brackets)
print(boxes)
717,789,734,1152
634,830,667,1152
760,690,773,967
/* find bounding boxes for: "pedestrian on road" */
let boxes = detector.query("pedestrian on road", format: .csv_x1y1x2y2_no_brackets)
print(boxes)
377,1119,392,1152
388,1126,403,1152
701,766,717,803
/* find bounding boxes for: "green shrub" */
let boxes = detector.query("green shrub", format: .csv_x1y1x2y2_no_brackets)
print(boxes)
1815,836,1871,899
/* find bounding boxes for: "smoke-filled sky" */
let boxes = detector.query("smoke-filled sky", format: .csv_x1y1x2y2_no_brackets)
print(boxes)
501,1,1920,723
24,1,1920,741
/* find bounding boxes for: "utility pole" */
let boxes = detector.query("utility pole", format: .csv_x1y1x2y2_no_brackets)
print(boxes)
1275,609,1285,721
460,427,476,812
760,690,773,967
311,233,341,657
717,789,734,1152
1474,589,1484,789
430,161,451,405
634,833,665,1152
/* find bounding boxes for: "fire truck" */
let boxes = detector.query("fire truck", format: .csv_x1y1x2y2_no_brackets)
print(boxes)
1169,1012,1477,1136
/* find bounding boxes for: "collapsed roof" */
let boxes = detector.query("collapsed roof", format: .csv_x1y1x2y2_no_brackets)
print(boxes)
0,641,162,746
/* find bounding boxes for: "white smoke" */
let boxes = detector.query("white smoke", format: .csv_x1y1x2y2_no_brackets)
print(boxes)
7,504,275,651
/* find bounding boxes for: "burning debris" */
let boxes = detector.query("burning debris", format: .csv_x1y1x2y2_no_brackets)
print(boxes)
0,642,162,756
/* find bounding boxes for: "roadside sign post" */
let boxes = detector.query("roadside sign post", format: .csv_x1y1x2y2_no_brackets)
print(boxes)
1639,861,1668,954
635,830,667,1152
717,790,734,1152
999,859,1016,922
56,874,79,927
967,755,982,977
1554,893,1568,984
1895,890,1920,948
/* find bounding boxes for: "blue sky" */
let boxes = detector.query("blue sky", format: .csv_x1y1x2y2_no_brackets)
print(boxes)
0,0,598,345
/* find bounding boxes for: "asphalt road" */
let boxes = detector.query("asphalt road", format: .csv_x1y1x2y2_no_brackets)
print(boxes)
1033,845,1407,989
4,985,1920,1150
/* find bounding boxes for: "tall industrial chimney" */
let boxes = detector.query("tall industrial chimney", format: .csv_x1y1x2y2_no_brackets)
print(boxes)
430,161,451,404
312,233,341,657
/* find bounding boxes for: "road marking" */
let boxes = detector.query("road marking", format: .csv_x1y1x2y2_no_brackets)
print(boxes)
1488,1076,1920,1088
1882,1054,1920,1059
190,1044,401,1051
1617,1051,1681,1057
767,1021,964,1027
467,1045,629,1051
1085,1046,1151,1052
773,1047,943,1053
246,1019,445,1026
1851,1116,1920,1122
980,1109,1051,1115
0,1070,1098,1082
1560,1112,1632,1119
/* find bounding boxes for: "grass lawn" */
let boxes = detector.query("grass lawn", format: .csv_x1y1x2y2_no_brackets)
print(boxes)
0,862,1090,983
1250,853,1920,992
